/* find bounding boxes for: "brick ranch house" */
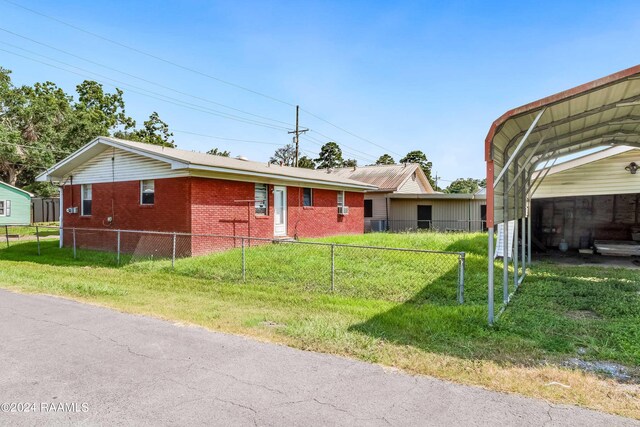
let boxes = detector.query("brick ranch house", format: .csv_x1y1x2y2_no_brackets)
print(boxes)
37,137,376,256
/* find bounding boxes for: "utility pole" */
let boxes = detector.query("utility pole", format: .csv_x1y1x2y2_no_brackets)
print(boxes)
288,105,308,167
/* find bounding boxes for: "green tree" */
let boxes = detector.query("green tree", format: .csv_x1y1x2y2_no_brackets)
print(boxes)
0,68,172,193
400,150,436,189
375,154,395,165
444,178,484,194
315,141,344,169
115,112,174,147
297,155,315,169
269,144,295,166
206,148,230,157
342,158,357,167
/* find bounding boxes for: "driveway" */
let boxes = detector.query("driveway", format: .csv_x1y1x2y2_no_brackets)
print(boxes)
0,289,636,426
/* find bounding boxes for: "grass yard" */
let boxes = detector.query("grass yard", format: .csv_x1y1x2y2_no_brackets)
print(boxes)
4,223,60,238
0,232,638,419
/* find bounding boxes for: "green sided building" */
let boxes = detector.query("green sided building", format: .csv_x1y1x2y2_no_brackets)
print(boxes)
0,181,32,225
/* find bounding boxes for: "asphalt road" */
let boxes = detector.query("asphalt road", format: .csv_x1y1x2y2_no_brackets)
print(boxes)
0,289,637,426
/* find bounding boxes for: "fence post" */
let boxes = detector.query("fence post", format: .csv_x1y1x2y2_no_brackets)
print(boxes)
330,244,335,292
72,228,77,259
458,253,465,304
4,225,8,248
116,230,121,266
36,225,41,256
172,233,177,268
241,238,246,282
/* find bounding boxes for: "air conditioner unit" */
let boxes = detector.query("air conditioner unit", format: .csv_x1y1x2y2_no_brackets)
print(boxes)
66,207,78,214
338,206,349,215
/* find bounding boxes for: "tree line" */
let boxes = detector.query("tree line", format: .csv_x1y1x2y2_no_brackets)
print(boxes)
0,68,483,195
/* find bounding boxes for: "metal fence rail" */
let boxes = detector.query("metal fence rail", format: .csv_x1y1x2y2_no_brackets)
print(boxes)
366,219,487,233
2,225,466,304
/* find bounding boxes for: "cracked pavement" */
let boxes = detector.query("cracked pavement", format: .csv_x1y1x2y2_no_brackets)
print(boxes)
0,289,637,426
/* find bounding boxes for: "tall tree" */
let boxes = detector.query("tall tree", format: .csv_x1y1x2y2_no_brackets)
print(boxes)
400,150,436,189
342,158,357,167
375,154,395,165
270,144,296,166
444,178,484,194
206,147,230,157
115,112,174,147
297,155,315,169
315,141,343,169
0,68,172,194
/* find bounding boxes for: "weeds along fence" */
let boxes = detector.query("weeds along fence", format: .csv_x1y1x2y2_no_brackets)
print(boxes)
366,219,487,233
2,225,466,304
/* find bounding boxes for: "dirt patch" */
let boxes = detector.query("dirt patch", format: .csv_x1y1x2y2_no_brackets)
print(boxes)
563,358,639,383
260,320,285,328
565,310,601,320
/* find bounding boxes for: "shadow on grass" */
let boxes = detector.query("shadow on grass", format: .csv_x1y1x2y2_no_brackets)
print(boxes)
349,234,640,366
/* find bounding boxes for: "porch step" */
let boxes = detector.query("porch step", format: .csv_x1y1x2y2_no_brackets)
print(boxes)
272,236,295,242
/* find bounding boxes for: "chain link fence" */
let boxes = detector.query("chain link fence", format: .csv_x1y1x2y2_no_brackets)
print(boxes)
1,225,466,304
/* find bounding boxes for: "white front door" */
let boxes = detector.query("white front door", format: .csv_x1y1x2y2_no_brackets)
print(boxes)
273,186,287,237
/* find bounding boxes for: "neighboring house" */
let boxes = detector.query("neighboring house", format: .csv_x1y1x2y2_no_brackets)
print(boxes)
37,137,376,255
387,190,487,232
0,181,33,226
328,164,486,232
531,145,640,248
328,163,434,231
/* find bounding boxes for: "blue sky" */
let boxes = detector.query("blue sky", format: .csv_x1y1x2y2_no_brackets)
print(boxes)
1,0,639,184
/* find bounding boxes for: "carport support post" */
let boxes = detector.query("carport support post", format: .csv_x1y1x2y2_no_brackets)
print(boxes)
527,199,532,265
4,225,8,248
503,174,509,304
488,228,495,325
36,225,40,256
513,168,519,290
458,255,465,303
72,228,76,259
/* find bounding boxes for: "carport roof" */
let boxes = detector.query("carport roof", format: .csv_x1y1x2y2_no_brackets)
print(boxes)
485,65,640,226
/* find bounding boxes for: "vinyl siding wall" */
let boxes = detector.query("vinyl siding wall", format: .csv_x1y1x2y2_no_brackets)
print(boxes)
389,199,486,231
69,147,188,184
0,184,31,225
534,150,640,199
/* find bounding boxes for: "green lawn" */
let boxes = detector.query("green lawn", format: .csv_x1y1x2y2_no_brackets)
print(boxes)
0,232,638,418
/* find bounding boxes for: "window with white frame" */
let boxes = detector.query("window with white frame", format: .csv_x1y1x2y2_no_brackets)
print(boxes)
81,184,92,216
303,188,313,207
255,183,268,215
141,180,155,205
337,191,345,208
0,200,11,217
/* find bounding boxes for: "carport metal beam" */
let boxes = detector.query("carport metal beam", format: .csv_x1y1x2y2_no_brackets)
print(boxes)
493,108,546,189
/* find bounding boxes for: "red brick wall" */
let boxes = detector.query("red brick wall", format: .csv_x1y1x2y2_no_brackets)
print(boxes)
287,187,364,238
62,176,364,256
62,178,192,256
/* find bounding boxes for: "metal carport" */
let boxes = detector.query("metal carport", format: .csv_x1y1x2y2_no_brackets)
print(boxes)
484,64,640,324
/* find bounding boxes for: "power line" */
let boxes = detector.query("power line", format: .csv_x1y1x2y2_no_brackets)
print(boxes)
0,28,293,128
301,134,378,163
300,107,404,157
0,47,292,132
1,0,296,107
1,0,406,159
0,32,292,131
172,130,282,146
